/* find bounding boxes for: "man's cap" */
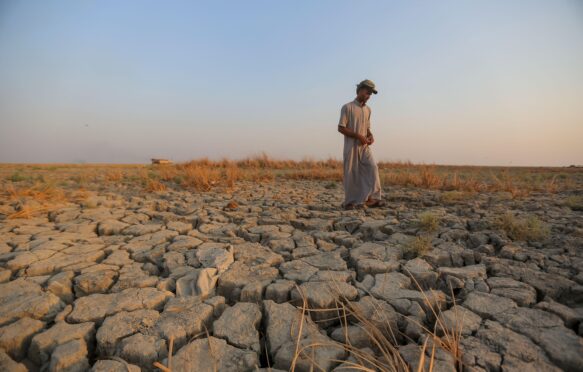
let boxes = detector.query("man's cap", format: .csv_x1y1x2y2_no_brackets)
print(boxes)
357,79,378,94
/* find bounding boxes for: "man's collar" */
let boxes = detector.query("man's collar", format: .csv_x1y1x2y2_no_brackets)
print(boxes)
354,98,366,107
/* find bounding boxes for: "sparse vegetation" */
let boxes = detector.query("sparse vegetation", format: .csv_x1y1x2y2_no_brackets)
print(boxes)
564,195,583,211
105,170,124,182
403,236,433,259
0,158,582,220
495,212,550,241
285,279,463,371
7,172,27,182
417,212,440,232
0,181,86,219
1,159,579,370
440,190,473,204
145,179,167,192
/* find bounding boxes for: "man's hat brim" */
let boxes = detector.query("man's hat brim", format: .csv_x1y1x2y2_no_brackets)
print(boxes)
357,84,378,94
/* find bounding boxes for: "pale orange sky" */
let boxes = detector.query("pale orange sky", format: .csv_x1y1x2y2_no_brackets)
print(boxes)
1,1,582,166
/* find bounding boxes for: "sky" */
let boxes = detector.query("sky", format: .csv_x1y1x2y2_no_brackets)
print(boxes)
1,0,582,166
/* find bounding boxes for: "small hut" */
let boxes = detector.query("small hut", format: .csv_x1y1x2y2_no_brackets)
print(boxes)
151,158,173,165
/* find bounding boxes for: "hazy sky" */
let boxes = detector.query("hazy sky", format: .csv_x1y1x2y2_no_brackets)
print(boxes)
1,1,582,166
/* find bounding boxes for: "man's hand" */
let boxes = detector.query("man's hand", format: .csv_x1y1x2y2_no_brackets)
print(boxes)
366,129,374,145
339,126,369,146
358,134,368,146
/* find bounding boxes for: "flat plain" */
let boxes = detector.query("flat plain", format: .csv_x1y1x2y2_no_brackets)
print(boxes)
0,159,582,371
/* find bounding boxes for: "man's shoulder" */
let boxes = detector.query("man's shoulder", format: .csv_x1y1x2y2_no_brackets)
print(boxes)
341,101,355,110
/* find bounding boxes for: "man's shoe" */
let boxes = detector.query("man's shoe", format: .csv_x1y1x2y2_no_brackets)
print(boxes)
366,199,386,208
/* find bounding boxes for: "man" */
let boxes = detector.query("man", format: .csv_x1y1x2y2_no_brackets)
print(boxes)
337,79,385,210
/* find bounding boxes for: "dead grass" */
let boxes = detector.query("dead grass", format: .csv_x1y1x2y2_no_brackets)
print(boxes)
105,170,124,182
153,336,174,372
440,191,474,204
145,278,467,371
406,271,464,370
284,169,343,181
289,283,409,371
224,166,241,188
288,276,466,372
0,156,581,197
177,164,221,191
495,212,550,241
402,236,433,259
1,181,82,219
417,212,440,232
145,179,167,192
156,165,179,181
564,195,583,211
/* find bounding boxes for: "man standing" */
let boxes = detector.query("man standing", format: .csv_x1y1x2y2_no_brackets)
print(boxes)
337,79,384,210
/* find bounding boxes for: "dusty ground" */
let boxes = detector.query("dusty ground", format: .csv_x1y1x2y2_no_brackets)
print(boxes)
0,164,582,371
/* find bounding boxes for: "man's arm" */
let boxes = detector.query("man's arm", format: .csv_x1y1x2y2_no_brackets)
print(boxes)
338,126,368,145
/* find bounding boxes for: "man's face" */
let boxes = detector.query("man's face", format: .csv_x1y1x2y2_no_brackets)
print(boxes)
357,88,373,103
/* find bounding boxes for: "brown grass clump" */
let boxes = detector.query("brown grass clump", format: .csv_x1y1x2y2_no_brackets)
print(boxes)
417,212,440,232
2,182,70,219
4,182,66,203
495,212,550,241
145,179,167,193
241,169,274,183
564,195,583,211
178,164,221,191
440,191,473,204
224,166,242,188
157,165,178,181
284,169,343,181
402,236,433,259
105,170,124,182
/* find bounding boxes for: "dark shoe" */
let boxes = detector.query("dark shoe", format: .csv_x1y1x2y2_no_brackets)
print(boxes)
344,203,365,210
366,199,386,208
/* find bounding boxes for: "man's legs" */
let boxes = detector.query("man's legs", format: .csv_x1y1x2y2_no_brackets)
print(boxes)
342,148,366,209
364,150,383,206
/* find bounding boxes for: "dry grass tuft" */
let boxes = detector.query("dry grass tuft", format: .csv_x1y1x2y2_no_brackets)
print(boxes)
157,165,178,181
564,195,583,211
145,179,167,192
105,170,124,182
440,191,473,204
417,212,440,232
495,212,550,241
405,271,464,371
402,236,433,259
1,181,78,219
289,283,409,371
287,277,468,371
178,165,221,191
224,166,241,188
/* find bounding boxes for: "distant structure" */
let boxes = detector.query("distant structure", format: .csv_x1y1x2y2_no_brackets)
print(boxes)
151,158,173,165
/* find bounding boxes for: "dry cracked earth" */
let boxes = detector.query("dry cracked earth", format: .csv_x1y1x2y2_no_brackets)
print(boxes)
0,180,582,371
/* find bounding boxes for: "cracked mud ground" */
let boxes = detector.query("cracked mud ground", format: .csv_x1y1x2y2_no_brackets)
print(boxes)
1,180,582,371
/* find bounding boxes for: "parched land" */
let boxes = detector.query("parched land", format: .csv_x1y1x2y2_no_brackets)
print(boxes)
0,161,582,371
